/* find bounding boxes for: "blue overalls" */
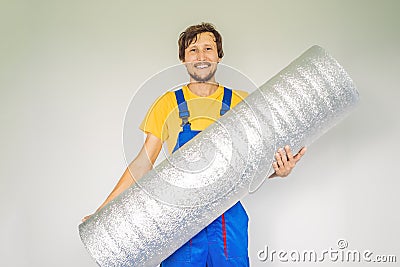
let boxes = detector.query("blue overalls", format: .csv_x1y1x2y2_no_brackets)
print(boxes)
161,87,249,267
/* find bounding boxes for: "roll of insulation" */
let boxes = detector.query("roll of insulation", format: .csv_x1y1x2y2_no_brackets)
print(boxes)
79,45,359,266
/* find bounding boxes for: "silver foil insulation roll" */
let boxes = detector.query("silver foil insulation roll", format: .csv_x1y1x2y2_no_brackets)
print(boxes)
79,45,359,266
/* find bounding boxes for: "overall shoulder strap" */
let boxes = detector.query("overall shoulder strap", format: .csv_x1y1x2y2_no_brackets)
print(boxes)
174,88,191,127
220,87,233,116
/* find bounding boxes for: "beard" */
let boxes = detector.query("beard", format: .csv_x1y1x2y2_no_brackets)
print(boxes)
186,62,218,83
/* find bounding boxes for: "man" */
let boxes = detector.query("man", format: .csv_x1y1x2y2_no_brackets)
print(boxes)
83,23,306,266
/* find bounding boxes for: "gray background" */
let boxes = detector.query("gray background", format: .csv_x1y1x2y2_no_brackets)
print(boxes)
0,0,399,266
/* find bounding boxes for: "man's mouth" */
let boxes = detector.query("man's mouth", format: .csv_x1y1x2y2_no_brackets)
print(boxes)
194,62,211,69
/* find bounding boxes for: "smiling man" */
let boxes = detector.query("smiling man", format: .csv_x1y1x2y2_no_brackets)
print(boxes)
83,22,306,266
183,32,220,84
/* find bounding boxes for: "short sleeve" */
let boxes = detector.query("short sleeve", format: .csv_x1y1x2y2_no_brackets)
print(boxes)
231,90,249,108
139,92,174,141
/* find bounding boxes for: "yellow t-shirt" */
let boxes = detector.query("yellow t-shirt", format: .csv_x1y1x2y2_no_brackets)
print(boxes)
139,85,249,154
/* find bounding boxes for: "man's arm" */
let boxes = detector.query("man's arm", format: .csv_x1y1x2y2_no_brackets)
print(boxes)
82,133,162,222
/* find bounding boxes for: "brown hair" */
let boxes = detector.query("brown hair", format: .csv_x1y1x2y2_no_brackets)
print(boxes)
178,22,224,61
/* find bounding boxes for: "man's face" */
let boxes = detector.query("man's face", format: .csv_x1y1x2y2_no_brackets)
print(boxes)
183,32,221,83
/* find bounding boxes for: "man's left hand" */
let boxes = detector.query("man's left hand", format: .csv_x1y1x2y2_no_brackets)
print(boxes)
269,145,307,178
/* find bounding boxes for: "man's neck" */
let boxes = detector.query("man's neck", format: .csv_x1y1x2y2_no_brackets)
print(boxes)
187,81,219,97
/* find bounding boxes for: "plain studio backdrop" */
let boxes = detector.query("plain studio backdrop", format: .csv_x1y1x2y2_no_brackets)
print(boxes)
0,0,399,266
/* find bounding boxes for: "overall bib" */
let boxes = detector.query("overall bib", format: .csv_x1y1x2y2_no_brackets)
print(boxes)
161,88,249,267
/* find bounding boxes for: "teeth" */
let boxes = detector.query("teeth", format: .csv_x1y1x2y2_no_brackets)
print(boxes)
196,64,208,69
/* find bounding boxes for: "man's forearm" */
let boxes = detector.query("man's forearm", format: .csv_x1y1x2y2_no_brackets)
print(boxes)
96,160,152,211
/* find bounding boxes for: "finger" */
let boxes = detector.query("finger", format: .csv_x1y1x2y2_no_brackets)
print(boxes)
275,152,284,168
279,148,288,164
285,145,293,161
272,161,279,172
293,147,307,162
82,215,91,222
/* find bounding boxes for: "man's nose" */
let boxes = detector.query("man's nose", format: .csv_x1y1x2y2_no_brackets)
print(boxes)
197,50,206,61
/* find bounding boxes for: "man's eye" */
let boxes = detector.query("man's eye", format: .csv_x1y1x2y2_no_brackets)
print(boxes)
206,47,212,50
